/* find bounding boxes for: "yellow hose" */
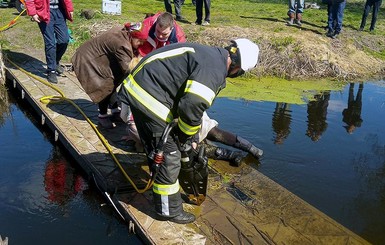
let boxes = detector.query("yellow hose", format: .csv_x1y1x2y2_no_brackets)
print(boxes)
0,9,26,32
6,57,154,193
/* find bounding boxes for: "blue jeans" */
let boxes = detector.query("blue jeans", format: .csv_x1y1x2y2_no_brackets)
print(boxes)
288,0,304,14
328,0,346,34
38,8,69,72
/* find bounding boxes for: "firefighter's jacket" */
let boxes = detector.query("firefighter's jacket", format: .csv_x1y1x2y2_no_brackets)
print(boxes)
71,26,134,103
118,42,228,137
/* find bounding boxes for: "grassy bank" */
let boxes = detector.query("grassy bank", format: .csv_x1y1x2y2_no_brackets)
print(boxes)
0,0,384,103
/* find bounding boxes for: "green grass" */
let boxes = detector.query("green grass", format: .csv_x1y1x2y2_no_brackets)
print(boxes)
1,0,384,103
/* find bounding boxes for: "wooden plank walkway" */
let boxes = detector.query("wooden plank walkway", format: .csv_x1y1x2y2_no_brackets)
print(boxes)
3,51,371,245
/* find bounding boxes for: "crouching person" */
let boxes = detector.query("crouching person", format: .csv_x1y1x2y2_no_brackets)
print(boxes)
118,39,259,224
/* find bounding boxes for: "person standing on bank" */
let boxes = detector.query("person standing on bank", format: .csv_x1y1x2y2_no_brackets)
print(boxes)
326,0,347,39
71,23,148,129
194,0,211,26
164,0,185,21
359,0,383,32
287,0,304,26
25,0,74,84
118,39,259,224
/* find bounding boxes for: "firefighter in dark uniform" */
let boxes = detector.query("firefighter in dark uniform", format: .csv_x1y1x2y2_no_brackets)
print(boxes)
118,39,259,224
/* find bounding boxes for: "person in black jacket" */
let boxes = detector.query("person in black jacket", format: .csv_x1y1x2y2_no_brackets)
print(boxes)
118,39,259,224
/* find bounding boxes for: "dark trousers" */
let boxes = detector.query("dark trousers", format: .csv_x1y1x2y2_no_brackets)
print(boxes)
38,8,69,72
195,0,211,23
98,92,118,115
164,0,183,18
360,0,382,31
328,0,346,34
131,107,184,218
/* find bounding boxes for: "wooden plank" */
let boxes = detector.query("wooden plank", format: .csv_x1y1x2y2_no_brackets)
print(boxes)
4,54,370,245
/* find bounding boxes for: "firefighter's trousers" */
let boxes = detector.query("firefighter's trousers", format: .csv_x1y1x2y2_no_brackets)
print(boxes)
132,109,184,218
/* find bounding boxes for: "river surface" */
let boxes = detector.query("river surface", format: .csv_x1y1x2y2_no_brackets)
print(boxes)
1,81,384,245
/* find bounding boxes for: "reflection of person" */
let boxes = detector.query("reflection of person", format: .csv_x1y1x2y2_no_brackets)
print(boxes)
343,83,363,134
138,12,186,58
118,39,259,224
359,0,383,32
44,149,83,205
326,0,346,39
25,0,74,84
306,92,330,141
272,102,292,144
71,23,148,129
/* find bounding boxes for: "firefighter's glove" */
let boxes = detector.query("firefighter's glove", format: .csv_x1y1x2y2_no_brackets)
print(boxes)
174,127,198,152
195,145,208,171
181,146,198,169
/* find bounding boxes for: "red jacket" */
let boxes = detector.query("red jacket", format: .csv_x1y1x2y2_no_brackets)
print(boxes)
138,13,186,57
25,0,74,23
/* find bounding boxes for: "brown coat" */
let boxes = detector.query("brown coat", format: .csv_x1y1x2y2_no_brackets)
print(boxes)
71,26,134,103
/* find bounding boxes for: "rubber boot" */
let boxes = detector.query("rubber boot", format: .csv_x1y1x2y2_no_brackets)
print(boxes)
169,210,196,224
295,13,302,26
287,12,295,25
234,136,263,159
214,147,244,167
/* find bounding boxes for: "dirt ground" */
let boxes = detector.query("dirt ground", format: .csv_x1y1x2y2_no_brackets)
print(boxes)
79,20,385,81
1,13,385,83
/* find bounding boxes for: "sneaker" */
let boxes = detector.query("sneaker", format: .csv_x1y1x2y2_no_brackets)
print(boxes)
192,21,201,25
98,116,114,129
47,71,58,84
202,21,210,26
287,18,294,26
326,31,333,38
56,65,65,75
331,32,339,39
110,111,123,122
358,27,364,31
294,19,302,27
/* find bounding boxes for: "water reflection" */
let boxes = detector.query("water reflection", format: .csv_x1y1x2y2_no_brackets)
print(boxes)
306,91,330,142
44,147,84,206
272,102,292,144
342,83,363,134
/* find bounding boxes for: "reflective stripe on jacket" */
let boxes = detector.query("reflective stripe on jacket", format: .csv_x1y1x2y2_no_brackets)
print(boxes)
119,42,228,136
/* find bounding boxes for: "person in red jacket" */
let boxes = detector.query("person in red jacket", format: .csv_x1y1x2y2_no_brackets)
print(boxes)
25,0,74,84
137,12,186,57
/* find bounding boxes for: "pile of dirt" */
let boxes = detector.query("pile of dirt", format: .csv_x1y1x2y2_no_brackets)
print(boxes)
84,21,385,81
185,26,385,81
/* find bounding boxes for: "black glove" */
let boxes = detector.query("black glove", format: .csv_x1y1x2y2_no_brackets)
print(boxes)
180,146,198,169
173,126,196,152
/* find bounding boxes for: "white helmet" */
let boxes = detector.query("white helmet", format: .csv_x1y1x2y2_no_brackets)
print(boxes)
234,38,259,71
225,38,259,77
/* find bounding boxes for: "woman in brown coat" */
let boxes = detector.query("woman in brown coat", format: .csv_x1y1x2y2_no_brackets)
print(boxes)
71,22,149,128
